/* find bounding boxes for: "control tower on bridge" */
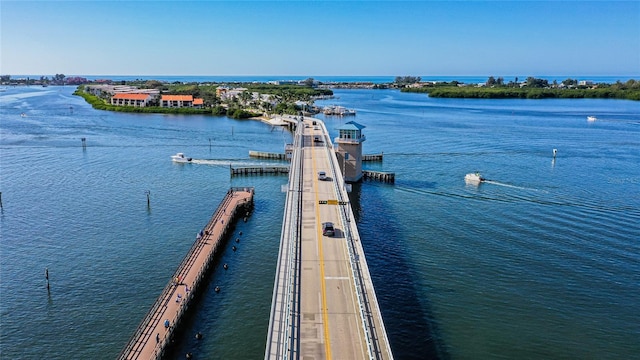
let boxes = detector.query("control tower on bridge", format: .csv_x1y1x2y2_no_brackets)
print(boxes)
334,121,366,182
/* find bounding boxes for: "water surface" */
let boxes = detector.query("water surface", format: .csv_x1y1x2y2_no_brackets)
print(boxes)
1,86,639,359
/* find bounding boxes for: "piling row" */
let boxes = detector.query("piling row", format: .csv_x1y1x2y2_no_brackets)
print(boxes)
362,153,384,162
230,166,290,176
362,170,395,183
117,187,254,360
249,150,287,160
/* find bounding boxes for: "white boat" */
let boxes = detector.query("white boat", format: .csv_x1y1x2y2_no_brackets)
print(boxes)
587,116,597,122
323,105,356,116
171,153,192,163
465,172,485,183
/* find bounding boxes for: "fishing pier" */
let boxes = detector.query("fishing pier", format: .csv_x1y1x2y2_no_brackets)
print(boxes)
117,187,254,360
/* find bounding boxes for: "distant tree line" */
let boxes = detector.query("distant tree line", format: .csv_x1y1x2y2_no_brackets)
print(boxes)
1,74,88,86
402,77,640,100
394,76,422,85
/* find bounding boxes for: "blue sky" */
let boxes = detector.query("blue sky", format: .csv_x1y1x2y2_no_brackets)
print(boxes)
1,1,638,77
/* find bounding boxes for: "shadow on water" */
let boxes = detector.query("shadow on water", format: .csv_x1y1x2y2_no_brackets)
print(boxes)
349,182,449,360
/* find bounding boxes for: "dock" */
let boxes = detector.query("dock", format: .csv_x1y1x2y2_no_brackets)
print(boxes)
362,170,395,183
230,165,289,176
249,150,287,160
117,187,254,360
362,153,384,162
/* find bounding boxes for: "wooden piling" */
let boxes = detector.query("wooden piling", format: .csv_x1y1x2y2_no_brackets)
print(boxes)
362,170,395,183
362,153,384,162
249,151,287,160
230,166,289,176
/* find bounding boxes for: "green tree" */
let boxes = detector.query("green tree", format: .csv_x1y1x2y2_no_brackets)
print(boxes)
526,77,549,88
238,90,252,105
144,80,164,89
53,74,66,84
394,76,422,85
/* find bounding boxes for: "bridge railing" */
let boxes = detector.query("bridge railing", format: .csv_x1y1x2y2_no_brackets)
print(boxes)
265,120,303,359
324,135,388,360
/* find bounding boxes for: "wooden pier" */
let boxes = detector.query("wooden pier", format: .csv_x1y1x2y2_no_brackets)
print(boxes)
117,187,254,360
363,170,395,183
230,165,289,176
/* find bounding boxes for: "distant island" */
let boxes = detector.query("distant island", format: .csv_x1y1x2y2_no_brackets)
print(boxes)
72,78,334,118
2,74,638,119
398,76,640,101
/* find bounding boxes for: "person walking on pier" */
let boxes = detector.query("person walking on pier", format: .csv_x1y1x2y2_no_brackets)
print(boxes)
156,333,160,344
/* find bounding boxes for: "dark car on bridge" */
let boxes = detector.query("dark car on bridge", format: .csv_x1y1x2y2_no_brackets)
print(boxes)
322,222,335,237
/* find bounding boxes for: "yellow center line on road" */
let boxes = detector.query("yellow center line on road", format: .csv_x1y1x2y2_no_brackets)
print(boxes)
310,125,333,360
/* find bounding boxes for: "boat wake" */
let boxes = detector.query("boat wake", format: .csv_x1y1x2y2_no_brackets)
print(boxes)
189,159,284,167
482,180,547,193
190,159,231,166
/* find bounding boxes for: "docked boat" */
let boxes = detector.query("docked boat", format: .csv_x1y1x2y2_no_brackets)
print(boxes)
587,116,597,122
465,172,485,183
323,105,356,116
171,153,193,163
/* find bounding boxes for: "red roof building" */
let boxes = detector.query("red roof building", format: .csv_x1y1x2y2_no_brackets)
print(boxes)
160,95,204,108
111,93,153,107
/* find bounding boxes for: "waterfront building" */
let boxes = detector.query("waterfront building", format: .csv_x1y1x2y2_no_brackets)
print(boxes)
110,93,153,107
84,84,160,98
160,94,204,108
216,87,248,101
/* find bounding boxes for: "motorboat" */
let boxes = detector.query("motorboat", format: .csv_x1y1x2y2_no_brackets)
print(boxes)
323,105,356,116
587,116,597,122
465,172,485,183
171,152,193,163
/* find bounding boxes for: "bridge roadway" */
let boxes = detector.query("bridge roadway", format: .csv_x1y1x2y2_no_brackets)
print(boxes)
265,118,393,360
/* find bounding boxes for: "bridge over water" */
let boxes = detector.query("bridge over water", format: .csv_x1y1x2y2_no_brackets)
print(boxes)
117,118,392,360
265,118,393,359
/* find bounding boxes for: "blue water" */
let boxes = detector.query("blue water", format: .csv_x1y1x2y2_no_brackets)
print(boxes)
1,86,639,359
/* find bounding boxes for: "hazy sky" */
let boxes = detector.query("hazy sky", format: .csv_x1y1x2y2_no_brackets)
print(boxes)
1,1,639,76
